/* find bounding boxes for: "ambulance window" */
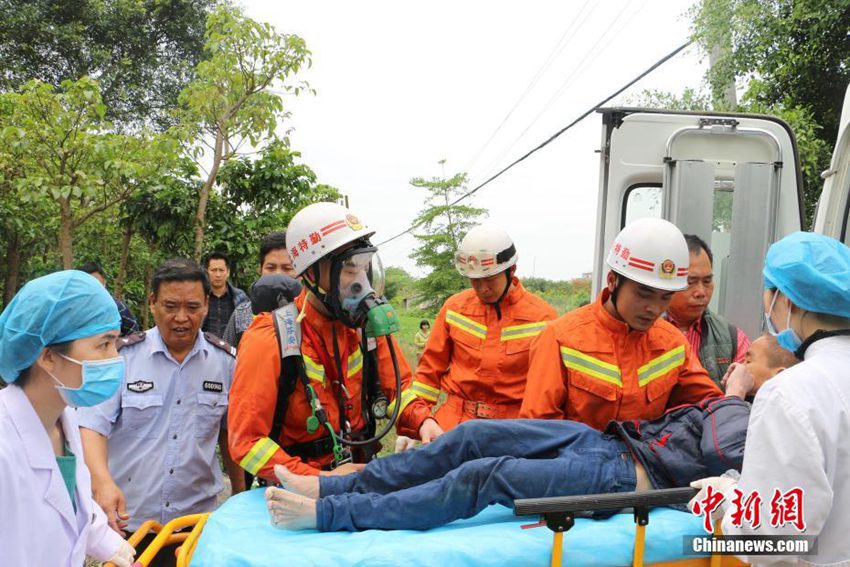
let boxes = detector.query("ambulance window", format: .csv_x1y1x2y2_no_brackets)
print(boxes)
708,179,735,313
712,180,734,232
623,184,662,227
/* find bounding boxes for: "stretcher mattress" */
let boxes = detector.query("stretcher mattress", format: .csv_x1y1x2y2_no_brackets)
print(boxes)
190,488,708,566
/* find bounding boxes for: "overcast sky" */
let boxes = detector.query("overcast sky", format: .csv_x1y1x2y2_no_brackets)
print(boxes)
241,0,708,280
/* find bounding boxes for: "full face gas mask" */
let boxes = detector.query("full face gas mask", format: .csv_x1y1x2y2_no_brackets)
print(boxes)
307,241,398,337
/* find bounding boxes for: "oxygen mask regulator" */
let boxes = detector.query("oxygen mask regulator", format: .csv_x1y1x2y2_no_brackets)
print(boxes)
338,283,400,422
342,282,401,338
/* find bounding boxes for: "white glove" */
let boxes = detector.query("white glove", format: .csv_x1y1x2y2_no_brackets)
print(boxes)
108,539,136,567
394,435,418,453
689,471,740,522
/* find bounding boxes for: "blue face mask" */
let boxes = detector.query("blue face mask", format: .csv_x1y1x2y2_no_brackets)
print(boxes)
764,290,804,353
49,354,125,408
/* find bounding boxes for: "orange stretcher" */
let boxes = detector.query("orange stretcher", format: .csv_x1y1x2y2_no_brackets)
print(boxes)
103,513,209,567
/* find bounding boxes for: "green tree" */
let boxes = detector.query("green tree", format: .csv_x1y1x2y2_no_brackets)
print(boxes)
690,0,849,226
116,166,200,327
5,78,181,269
209,139,339,287
176,5,312,260
0,0,214,129
409,169,487,310
631,88,712,112
520,276,590,313
384,266,417,306
0,96,56,305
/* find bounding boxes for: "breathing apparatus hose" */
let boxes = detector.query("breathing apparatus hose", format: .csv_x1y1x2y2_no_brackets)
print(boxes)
337,334,402,447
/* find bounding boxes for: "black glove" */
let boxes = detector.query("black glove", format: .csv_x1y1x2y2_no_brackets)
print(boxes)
250,274,303,315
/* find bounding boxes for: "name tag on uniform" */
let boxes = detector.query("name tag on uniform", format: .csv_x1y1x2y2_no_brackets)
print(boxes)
203,381,224,393
274,303,302,359
127,380,154,393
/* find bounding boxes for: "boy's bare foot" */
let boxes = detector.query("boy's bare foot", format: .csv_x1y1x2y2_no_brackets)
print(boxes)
265,487,318,530
274,464,320,498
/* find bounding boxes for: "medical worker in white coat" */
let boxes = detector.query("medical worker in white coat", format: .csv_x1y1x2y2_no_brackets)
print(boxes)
0,270,135,567
691,232,850,566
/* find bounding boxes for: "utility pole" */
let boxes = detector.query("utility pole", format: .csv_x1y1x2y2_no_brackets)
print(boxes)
709,46,737,109
707,0,737,109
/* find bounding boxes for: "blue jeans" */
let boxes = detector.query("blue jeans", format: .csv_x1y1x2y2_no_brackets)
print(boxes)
317,419,636,531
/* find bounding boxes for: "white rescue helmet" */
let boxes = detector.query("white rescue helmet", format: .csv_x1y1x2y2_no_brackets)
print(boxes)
605,218,689,291
455,224,518,279
286,202,376,277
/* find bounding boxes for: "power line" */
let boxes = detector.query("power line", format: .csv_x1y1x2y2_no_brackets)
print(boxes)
462,0,596,174
477,0,640,183
377,40,693,247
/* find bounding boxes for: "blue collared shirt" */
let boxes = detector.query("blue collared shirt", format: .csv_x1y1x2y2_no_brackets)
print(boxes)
77,327,235,530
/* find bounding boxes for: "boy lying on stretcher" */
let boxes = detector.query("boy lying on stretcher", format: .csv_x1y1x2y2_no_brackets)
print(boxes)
266,335,796,532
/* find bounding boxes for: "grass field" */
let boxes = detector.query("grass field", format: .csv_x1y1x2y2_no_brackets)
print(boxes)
392,309,428,363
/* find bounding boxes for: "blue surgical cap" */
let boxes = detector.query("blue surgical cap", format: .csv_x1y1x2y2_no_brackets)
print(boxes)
0,270,120,383
763,231,850,318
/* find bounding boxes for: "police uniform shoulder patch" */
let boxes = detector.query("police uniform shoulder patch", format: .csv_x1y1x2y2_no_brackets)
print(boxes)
116,331,146,351
204,332,236,357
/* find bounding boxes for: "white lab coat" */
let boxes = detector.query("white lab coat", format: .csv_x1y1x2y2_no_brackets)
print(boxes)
722,336,850,566
0,384,124,566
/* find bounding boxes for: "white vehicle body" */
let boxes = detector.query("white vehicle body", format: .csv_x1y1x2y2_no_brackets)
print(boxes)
813,86,850,240
590,91,850,338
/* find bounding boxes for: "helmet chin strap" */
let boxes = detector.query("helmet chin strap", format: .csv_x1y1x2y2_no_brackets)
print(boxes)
303,264,336,318
488,270,513,320
608,275,625,320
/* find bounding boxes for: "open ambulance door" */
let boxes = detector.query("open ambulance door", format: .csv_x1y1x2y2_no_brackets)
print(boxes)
813,86,850,241
592,108,804,340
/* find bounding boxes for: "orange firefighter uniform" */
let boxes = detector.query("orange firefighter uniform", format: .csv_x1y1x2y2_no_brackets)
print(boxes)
519,288,722,430
228,292,430,479
403,278,558,430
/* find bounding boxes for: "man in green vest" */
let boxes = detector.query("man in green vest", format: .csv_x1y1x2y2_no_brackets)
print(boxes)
664,234,750,386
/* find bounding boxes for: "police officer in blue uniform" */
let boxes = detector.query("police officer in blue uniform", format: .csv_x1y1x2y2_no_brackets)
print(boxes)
78,259,245,567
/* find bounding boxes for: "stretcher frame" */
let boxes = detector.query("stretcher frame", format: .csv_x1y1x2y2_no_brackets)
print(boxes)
106,488,747,567
102,513,209,567
514,487,748,567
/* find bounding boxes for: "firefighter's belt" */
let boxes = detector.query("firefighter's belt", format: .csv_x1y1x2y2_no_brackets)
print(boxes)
445,394,521,419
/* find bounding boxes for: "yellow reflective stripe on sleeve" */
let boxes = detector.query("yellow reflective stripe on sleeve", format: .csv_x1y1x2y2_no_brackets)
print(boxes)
302,354,325,384
410,380,440,403
239,437,281,476
501,321,548,341
446,310,487,340
560,346,623,387
347,348,363,378
638,345,686,387
386,388,418,416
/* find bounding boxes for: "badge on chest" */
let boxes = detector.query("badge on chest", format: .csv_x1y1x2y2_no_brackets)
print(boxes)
127,380,154,393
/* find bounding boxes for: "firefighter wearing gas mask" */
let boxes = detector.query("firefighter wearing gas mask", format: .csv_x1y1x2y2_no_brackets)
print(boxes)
228,202,438,479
